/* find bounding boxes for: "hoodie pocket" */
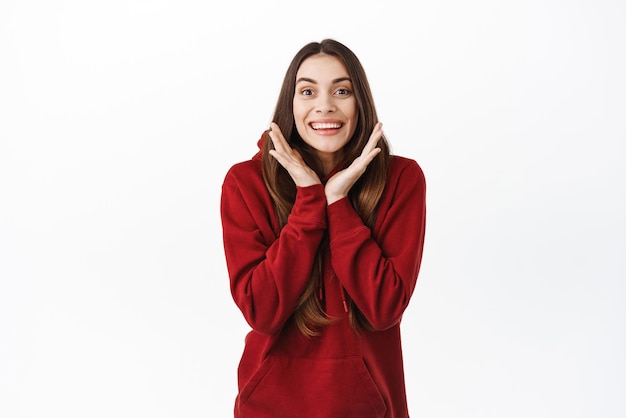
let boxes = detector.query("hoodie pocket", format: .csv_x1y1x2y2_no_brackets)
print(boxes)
238,355,387,417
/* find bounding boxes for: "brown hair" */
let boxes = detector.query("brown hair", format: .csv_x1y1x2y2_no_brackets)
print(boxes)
262,39,391,336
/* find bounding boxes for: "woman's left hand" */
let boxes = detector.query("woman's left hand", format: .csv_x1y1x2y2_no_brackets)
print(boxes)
324,122,383,205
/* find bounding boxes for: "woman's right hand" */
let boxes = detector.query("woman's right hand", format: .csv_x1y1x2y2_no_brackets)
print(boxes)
268,122,321,187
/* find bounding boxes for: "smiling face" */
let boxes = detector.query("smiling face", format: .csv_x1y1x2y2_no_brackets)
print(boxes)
293,54,358,174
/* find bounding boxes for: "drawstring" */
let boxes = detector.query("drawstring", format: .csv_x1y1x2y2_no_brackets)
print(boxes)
318,261,349,314
341,287,349,313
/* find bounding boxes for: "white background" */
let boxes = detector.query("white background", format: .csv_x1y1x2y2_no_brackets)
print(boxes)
1,0,624,417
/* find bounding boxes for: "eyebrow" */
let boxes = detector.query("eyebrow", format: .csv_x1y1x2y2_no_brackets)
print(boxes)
295,77,352,85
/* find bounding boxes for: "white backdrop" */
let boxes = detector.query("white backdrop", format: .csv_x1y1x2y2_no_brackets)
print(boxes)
1,1,624,417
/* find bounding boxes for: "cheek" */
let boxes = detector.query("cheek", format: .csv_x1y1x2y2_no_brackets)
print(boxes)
292,102,308,132
345,105,358,130
292,103,302,120
342,101,357,121
295,121,307,139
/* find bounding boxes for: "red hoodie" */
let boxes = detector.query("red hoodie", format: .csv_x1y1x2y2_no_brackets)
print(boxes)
220,138,426,418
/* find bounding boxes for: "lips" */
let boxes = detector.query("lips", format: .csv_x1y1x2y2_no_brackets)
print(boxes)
310,122,343,130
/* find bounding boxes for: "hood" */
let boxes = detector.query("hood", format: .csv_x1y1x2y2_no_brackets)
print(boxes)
252,130,269,161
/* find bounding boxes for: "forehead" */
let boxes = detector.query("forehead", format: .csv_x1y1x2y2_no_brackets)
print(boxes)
296,54,349,81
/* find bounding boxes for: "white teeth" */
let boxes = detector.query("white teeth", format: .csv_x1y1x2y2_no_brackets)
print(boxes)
311,122,342,130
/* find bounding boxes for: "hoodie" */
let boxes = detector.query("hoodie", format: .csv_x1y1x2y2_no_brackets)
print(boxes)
220,137,426,417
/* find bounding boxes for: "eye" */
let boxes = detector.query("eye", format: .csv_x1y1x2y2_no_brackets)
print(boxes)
335,88,351,96
300,88,314,96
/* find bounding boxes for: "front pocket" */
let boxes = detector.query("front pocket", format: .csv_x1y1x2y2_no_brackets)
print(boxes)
238,356,387,418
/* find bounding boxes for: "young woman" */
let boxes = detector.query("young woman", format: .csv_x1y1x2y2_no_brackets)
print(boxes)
220,39,426,418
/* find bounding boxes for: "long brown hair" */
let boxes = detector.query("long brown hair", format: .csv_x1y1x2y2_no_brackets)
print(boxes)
262,39,391,336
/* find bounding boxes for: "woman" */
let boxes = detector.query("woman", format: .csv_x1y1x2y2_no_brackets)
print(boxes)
220,38,426,417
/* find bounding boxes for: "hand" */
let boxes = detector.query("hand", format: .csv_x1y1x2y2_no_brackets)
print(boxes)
267,122,321,187
325,122,383,205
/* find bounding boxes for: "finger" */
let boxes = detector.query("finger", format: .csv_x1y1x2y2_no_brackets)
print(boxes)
350,126,383,171
268,126,305,168
268,122,289,153
290,148,305,163
358,123,383,162
355,147,382,171
362,122,383,154
268,149,288,167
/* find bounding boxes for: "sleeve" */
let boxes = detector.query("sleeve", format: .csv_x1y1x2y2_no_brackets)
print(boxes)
220,168,327,335
327,159,426,330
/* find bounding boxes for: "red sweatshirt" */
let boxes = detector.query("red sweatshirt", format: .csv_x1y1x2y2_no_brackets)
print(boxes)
220,139,426,418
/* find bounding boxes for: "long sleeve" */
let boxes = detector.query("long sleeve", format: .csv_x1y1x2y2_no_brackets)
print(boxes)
220,161,327,335
327,157,426,330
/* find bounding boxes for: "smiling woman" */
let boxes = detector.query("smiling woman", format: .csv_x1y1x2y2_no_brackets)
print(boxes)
291,54,358,173
220,39,427,418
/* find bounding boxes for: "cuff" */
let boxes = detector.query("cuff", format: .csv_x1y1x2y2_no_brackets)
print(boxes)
289,184,327,226
327,196,365,237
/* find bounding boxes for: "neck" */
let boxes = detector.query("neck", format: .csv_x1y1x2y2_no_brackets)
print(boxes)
316,152,340,177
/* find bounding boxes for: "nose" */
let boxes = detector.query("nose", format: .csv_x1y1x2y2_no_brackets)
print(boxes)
315,93,336,113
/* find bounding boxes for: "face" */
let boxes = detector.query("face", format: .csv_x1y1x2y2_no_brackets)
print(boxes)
293,54,358,173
